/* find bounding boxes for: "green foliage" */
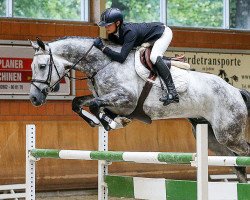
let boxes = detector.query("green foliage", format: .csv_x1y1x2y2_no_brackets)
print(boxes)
0,0,247,29
167,0,223,27
107,0,224,28
0,0,6,16
106,0,160,22
229,0,237,28
13,0,81,20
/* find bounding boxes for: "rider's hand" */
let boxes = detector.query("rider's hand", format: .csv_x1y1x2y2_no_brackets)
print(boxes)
93,38,105,51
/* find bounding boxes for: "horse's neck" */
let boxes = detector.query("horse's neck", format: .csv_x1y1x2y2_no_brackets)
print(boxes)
50,39,87,61
50,38,111,75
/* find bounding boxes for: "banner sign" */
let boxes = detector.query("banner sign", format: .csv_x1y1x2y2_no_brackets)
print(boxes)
166,50,250,91
0,45,70,95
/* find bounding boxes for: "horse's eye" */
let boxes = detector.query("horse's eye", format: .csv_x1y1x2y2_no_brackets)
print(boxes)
39,64,46,70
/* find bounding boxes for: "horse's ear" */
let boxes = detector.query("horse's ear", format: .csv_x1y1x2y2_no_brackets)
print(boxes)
36,37,46,51
29,39,39,51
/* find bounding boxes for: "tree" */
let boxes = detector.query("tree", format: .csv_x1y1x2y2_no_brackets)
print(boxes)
107,0,224,28
108,0,249,29
13,0,80,20
167,0,223,27
0,0,6,16
1,0,249,30
107,0,160,22
235,0,250,29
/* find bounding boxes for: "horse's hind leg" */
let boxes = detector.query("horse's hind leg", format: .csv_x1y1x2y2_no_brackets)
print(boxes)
189,118,248,183
213,114,250,183
214,119,250,157
189,119,235,156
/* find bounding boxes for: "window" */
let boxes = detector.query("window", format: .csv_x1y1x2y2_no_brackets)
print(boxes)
106,0,160,22
229,0,250,29
0,0,89,21
167,0,223,28
106,0,250,30
0,0,6,16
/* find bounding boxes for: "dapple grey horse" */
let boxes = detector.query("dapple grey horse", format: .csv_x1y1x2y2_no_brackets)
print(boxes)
29,37,250,182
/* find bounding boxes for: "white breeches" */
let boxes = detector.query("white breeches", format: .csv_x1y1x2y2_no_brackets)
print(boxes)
150,26,173,64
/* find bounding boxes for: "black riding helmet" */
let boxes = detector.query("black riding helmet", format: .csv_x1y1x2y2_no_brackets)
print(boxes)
98,8,123,27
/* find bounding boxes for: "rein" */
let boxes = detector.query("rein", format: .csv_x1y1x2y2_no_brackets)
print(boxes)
31,44,94,96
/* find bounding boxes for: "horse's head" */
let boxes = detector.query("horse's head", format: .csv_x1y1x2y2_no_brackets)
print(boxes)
29,38,72,106
29,37,112,106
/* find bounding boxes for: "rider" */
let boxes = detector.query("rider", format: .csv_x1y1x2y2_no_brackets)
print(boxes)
93,8,179,106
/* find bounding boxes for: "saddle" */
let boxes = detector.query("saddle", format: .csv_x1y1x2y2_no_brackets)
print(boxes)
139,47,188,79
128,47,189,124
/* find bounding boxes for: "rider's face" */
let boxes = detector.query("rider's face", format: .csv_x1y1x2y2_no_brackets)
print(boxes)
105,21,120,34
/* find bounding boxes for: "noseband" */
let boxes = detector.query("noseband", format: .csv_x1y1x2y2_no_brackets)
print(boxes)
31,44,94,96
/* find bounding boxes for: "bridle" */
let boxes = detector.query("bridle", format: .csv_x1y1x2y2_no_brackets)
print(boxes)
31,44,94,96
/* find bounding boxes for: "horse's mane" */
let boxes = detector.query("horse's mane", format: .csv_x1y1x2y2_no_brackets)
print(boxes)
49,36,94,44
48,36,126,50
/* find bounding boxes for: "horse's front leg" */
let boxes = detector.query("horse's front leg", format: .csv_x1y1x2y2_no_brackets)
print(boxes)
88,98,116,131
72,95,100,127
88,93,135,131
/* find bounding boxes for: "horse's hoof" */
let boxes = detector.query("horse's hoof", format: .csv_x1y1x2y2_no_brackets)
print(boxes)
114,117,132,128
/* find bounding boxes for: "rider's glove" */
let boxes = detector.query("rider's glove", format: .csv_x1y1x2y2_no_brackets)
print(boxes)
93,38,105,51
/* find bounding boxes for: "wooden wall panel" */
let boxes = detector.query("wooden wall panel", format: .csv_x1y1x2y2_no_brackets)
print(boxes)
0,19,99,41
172,28,250,50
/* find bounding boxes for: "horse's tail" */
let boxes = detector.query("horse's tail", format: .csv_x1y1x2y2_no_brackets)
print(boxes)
240,89,250,116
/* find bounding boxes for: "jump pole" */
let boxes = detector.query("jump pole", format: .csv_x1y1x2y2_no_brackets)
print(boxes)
29,149,250,167
27,124,250,200
26,124,36,200
98,126,108,200
196,124,208,200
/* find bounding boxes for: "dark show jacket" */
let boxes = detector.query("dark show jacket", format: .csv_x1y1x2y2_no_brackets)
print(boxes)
103,22,165,63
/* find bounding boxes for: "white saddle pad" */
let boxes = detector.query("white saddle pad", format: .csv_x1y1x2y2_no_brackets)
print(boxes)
134,48,189,93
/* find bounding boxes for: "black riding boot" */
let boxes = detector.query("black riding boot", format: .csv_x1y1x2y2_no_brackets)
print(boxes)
154,56,179,106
